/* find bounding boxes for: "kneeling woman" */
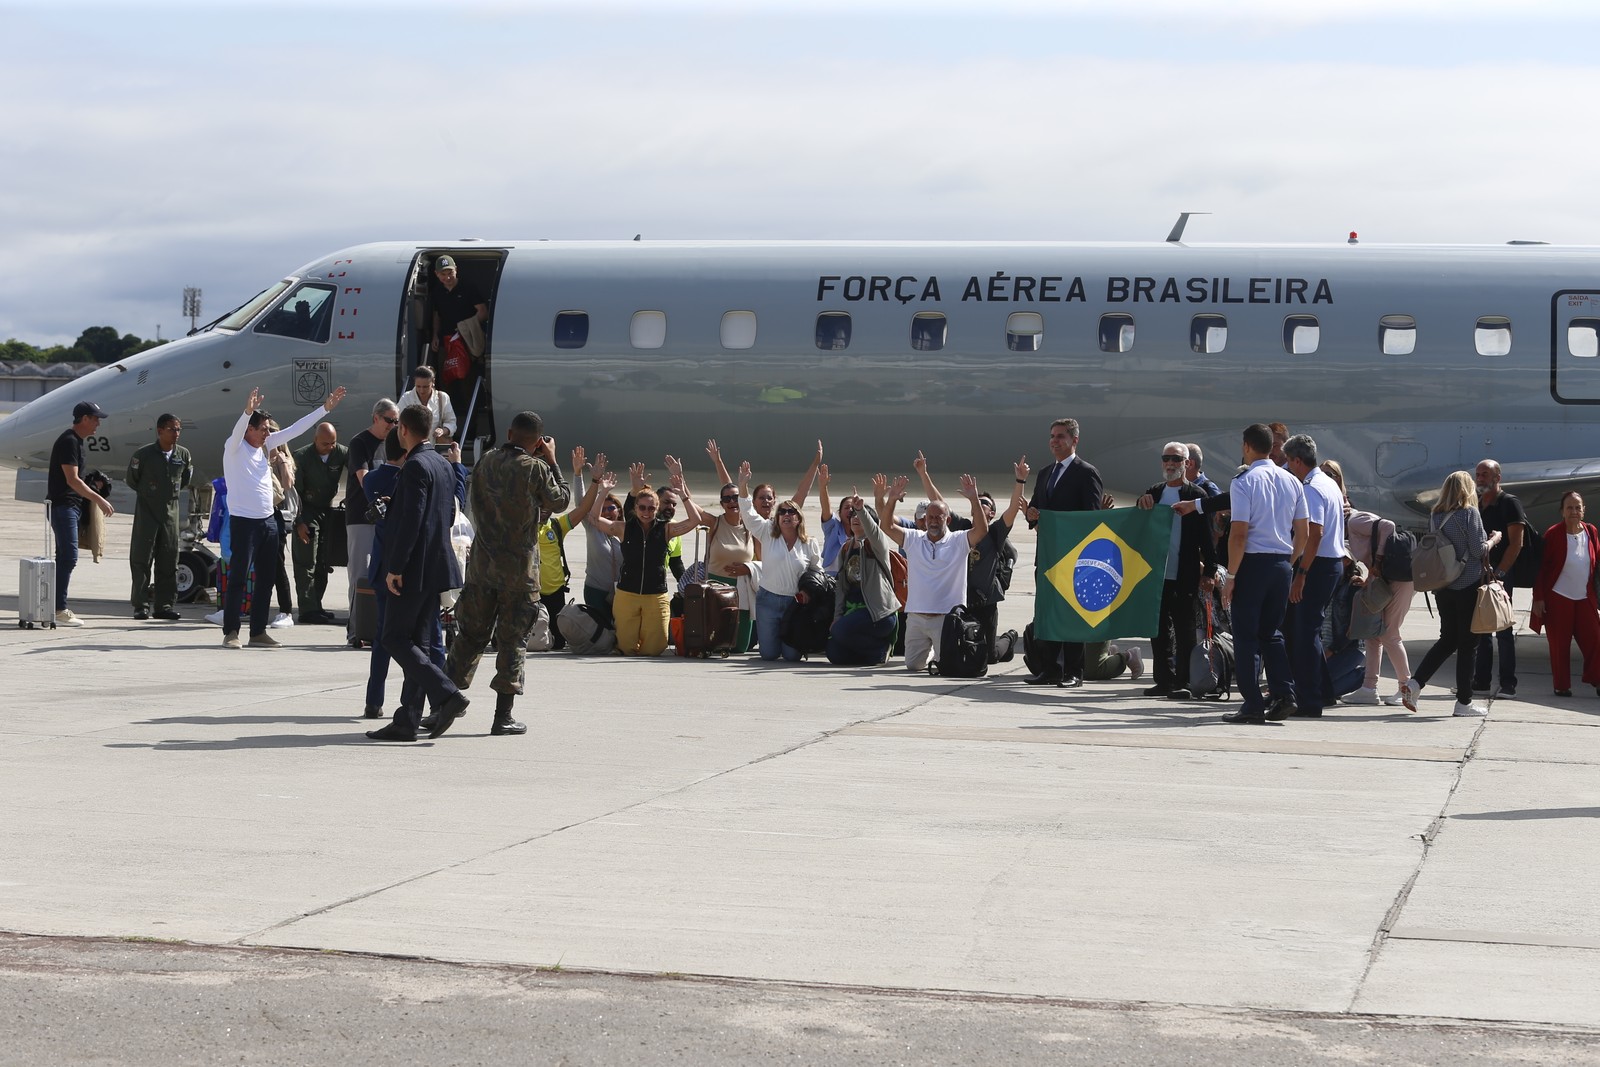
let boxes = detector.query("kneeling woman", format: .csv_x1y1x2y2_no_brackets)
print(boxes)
586,473,706,656
826,496,899,665
1530,490,1600,697
738,462,823,661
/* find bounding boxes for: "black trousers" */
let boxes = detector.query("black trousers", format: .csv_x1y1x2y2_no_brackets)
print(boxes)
382,585,461,734
1028,636,1085,680
1153,580,1199,689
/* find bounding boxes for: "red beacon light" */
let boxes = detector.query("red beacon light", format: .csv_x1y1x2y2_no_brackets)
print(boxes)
1348,231,1360,244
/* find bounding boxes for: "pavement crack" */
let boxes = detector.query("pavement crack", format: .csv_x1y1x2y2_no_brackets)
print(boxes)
1346,714,1490,1011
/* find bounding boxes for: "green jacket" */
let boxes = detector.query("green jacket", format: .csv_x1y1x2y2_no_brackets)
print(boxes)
292,442,349,519
465,444,572,587
125,442,193,514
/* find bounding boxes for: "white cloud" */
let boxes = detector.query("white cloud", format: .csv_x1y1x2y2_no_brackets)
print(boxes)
2,9,1598,345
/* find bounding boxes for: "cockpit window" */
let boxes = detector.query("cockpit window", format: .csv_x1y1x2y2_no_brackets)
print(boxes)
216,281,293,332
255,283,337,343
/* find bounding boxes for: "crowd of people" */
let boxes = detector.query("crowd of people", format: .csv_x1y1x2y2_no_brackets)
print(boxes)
39,383,1600,740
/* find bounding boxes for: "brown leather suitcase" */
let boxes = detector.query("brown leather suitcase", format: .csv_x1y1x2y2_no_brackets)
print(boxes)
681,580,739,657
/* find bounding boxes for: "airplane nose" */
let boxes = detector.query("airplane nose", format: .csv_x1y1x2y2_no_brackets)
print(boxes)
0,391,67,472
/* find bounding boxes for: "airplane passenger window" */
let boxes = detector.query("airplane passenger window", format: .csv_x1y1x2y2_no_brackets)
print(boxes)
1474,316,1511,356
553,311,589,350
721,311,758,350
1190,314,1227,354
630,311,667,350
1006,312,1043,353
815,312,851,350
1569,319,1600,358
1379,314,1417,356
1098,313,1134,354
1283,315,1319,355
254,283,336,344
911,312,947,352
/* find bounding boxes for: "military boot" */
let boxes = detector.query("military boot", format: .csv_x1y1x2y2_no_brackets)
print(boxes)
490,693,526,736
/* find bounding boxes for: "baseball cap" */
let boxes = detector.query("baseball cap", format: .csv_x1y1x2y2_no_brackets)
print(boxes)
73,401,108,419
914,502,929,521
435,255,457,271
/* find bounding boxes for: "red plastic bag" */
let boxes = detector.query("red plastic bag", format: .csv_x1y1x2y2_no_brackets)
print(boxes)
440,334,470,385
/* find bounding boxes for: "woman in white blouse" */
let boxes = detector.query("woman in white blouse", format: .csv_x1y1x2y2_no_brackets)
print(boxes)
397,365,457,442
738,461,823,661
1530,491,1600,697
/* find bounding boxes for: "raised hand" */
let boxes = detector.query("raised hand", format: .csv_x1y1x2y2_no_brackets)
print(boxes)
246,387,263,414
814,439,824,464
871,473,889,497
572,445,587,476
1014,455,1030,483
664,454,684,480
323,386,346,410
629,461,647,490
913,450,928,475
737,460,752,486
818,463,830,487
591,451,608,477
959,473,979,499
705,439,722,462
598,471,618,493
890,475,910,500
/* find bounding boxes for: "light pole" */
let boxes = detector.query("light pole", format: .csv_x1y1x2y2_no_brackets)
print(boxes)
183,288,202,334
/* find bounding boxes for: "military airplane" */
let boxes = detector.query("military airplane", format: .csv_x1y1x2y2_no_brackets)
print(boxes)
1,235,1596,530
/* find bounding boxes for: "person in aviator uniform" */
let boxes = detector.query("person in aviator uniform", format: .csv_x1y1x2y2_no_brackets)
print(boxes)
125,413,193,620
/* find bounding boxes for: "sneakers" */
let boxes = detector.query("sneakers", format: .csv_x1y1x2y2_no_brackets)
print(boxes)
1124,646,1145,681
223,631,242,649
1399,683,1418,713
1453,702,1488,717
269,612,295,629
1342,687,1381,705
205,610,225,626
248,632,281,649
54,609,83,627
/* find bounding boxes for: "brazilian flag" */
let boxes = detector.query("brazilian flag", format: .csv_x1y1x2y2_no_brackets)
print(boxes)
1035,508,1174,641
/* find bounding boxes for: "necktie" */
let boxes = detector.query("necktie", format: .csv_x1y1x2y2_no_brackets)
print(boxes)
1048,461,1065,493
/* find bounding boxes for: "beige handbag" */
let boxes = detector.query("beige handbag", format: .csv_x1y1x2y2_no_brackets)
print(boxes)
1471,579,1514,635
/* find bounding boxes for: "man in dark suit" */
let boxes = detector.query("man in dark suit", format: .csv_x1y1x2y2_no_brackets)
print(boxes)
367,403,470,742
1136,443,1218,698
1024,417,1103,686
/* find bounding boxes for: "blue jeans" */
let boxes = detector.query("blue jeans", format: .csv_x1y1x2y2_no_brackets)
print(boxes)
223,513,282,637
1285,556,1342,714
755,587,801,661
826,607,897,665
48,501,80,611
1232,553,1294,714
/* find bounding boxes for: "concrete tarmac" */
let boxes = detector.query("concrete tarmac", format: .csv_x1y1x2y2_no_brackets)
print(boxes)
2,465,1598,1063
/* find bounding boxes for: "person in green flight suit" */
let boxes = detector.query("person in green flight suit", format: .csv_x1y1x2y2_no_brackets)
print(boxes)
125,413,193,620
291,422,349,623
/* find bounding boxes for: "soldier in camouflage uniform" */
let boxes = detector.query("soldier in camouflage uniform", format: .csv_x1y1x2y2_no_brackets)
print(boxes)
291,423,349,623
125,413,193,620
446,411,572,736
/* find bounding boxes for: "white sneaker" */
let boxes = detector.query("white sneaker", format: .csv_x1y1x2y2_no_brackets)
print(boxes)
1380,691,1407,706
205,610,225,626
269,612,295,629
1453,702,1488,717
54,609,83,627
1124,646,1145,681
1342,687,1380,705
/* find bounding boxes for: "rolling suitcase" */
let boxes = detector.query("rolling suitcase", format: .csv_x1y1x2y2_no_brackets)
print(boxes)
351,576,378,647
681,580,739,657
19,502,57,629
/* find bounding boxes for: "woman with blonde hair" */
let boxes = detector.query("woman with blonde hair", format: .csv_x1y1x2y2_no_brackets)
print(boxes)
1407,471,1490,716
738,461,823,661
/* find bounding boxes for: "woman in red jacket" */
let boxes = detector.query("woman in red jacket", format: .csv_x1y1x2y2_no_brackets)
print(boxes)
1530,491,1600,697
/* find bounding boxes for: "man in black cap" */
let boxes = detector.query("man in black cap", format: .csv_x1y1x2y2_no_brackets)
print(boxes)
46,401,116,626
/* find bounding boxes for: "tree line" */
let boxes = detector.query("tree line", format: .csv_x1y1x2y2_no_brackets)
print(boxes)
1,327,168,365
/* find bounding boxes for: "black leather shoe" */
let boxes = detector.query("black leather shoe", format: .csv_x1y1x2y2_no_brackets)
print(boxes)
155,608,181,620
1060,676,1083,689
1555,689,1573,697
1265,696,1294,721
1221,709,1266,723
429,692,470,738
366,723,417,742
362,704,383,719
490,715,527,736
418,713,438,732
1167,688,1194,700
1143,684,1173,697
133,608,150,621
1024,672,1063,686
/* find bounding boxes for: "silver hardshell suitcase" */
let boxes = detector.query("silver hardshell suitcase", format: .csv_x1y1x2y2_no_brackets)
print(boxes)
19,502,56,629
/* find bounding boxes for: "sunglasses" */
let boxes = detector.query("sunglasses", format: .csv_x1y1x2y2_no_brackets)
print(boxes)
720,495,738,503
777,509,799,518
1162,455,1185,463
383,416,399,425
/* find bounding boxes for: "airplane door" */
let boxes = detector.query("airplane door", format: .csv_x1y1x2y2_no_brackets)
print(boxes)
1552,290,1600,403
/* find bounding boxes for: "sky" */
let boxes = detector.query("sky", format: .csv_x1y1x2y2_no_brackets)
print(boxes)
3,0,1597,347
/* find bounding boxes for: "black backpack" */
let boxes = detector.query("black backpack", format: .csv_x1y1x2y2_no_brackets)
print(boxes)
1379,525,1416,583
1507,520,1542,589
929,605,988,678
779,571,836,656
1188,600,1236,700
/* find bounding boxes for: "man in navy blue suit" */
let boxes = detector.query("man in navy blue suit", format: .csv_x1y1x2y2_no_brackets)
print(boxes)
1024,418,1104,687
366,403,470,742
